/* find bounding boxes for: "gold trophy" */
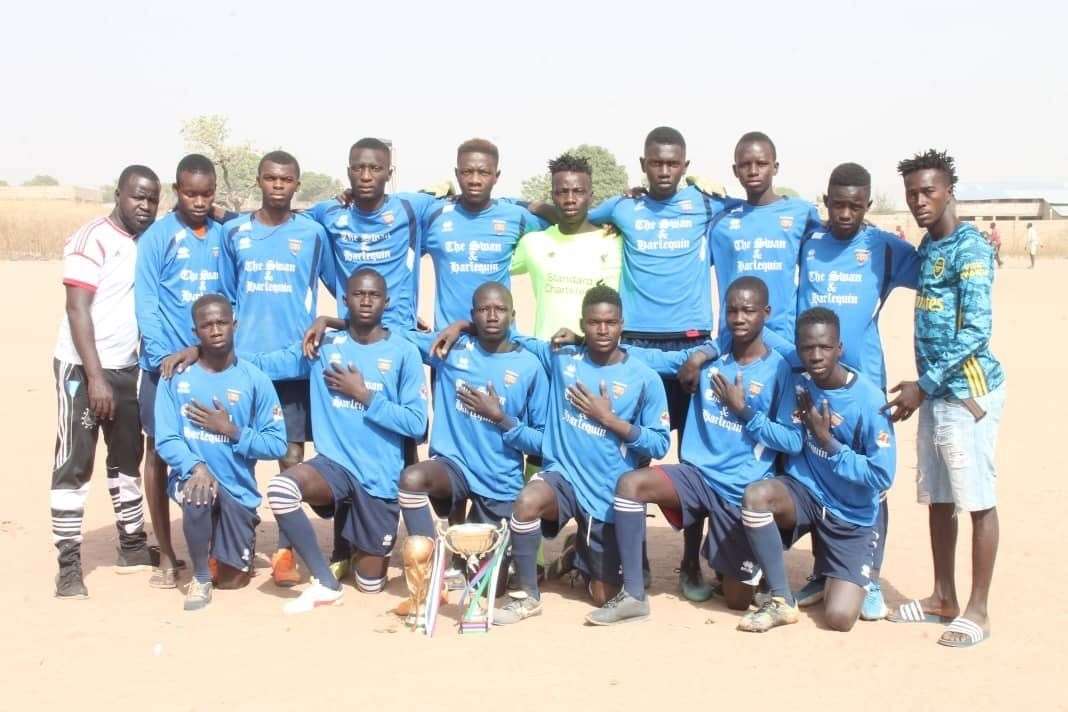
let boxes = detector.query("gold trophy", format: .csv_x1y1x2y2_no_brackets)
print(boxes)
396,535,436,627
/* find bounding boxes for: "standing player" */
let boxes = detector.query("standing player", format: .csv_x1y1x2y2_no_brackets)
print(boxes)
987,222,1003,268
135,154,227,588
510,153,622,338
586,126,729,601
586,277,801,624
303,138,440,329
737,308,895,633
792,162,921,618
251,268,428,614
422,138,550,330
1025,222,1039,269
885,150,1005,648
708,131,822,342
216,150,333,587
51,165,161,598
154,295,287,610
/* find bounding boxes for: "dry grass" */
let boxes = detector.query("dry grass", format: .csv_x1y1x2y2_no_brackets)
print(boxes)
0,200,110,259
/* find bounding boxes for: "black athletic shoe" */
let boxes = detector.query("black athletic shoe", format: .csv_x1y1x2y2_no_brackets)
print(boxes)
115,545,154,574
55,543,88,600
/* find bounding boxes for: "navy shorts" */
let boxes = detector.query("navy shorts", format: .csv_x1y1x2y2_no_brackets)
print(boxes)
429,455,513,525
304,454,399,557
656,463,763,586
534,471,621,586
169,480,260,573
621,332,708,434
273,379,312,443
138,369,161,438
779,476,876,589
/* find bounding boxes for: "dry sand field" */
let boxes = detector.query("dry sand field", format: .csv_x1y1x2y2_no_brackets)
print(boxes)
1,253,1063,711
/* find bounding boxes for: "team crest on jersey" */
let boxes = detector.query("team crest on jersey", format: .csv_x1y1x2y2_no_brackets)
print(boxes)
442,220,454,234
729,218,742,231
288,238,302,255
272,405,284,421
238,237,252,250
226,388,241,404
932,257,945,278
176,246,191,260
660,410,670,427
830,411,843,427
748,380,764,396
377,358,392,373
382,211,394,225
176,381,191,395
503,370,519,387
876,431,891,448
779,216,794,230
493,220,506,235
211,246,221,258
328,351,343,365
855,249,870,265
611,381,627,398
678,199,693,212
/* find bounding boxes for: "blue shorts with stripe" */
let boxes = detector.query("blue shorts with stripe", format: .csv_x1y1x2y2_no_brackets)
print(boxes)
534,471,621,586
779,476,876,589
168,479,259,573
655,463,763,586
304,454,399,557
428,455,513,526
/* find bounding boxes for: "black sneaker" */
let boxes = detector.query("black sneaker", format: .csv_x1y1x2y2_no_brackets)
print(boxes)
55,543,88,600
115,545,154,574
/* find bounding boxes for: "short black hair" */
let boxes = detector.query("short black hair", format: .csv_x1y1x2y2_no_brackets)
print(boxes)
348,266,386,291
117,165,159,191
644,126,686,152
473,280,513,307
828,162,871,189
896,149,958,187
191,293,232,321
457,138,499,163
582,282,622,312
726,275,769,307
736,131,777,160
350,138,392,159
548,152,592,176
175,154,216,183
796,307,840,340
258,150,300,177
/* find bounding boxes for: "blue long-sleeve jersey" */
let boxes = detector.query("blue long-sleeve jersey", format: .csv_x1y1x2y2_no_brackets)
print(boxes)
786,368,896,527
913,223,1004,399
135,212,226,371
219,212,334,356
422,199,549,330
304,194,440,329
154,359,287,509
515,337,672,522
407,331,548,501
682,346,802,507
797,225,921,389
589,185,728,335
708,197,821,341
246,330,428,499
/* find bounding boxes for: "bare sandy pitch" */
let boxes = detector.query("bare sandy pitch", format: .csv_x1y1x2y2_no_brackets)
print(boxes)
1,254,1060,711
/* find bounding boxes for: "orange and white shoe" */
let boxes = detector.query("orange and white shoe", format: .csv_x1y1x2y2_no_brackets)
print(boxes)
208,557,219,583
271,549,300,587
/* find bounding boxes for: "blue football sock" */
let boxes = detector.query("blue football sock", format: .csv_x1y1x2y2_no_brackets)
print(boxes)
181,500,213,584
742,509,792,604
509,515,542,600
613,496,647,600
399,490,436,538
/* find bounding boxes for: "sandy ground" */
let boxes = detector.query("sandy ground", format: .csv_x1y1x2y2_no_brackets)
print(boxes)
1,254,1062,712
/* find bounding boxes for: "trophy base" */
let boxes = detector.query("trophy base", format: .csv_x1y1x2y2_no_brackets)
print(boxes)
459,617,490,634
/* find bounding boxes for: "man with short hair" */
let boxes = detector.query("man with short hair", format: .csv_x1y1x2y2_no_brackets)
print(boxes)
987,222,1003,267
154,295,287,611
1025,221,1039,268
885,149,1005,648
51,165,161,599
136,154,228,587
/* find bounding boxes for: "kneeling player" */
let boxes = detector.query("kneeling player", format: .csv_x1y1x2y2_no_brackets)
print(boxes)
154,295,287,611
738,308,895,633
251,269,428,614
587,277,801,624
396,283,547,611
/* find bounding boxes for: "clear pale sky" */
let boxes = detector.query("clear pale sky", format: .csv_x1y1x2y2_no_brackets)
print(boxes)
3,0,1065,204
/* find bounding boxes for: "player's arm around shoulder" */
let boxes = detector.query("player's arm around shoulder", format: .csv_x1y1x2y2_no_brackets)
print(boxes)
231,362,288,461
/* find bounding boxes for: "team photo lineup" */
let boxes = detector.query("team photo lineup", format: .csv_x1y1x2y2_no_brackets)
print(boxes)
51,126,1005,649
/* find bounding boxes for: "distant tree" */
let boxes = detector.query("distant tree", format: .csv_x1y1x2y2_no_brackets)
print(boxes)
0,180,8,187
181,115,259,211
298,171,342,203
775,186,800,198
520,144,628,204
23,175,59,187
870,191,897,214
